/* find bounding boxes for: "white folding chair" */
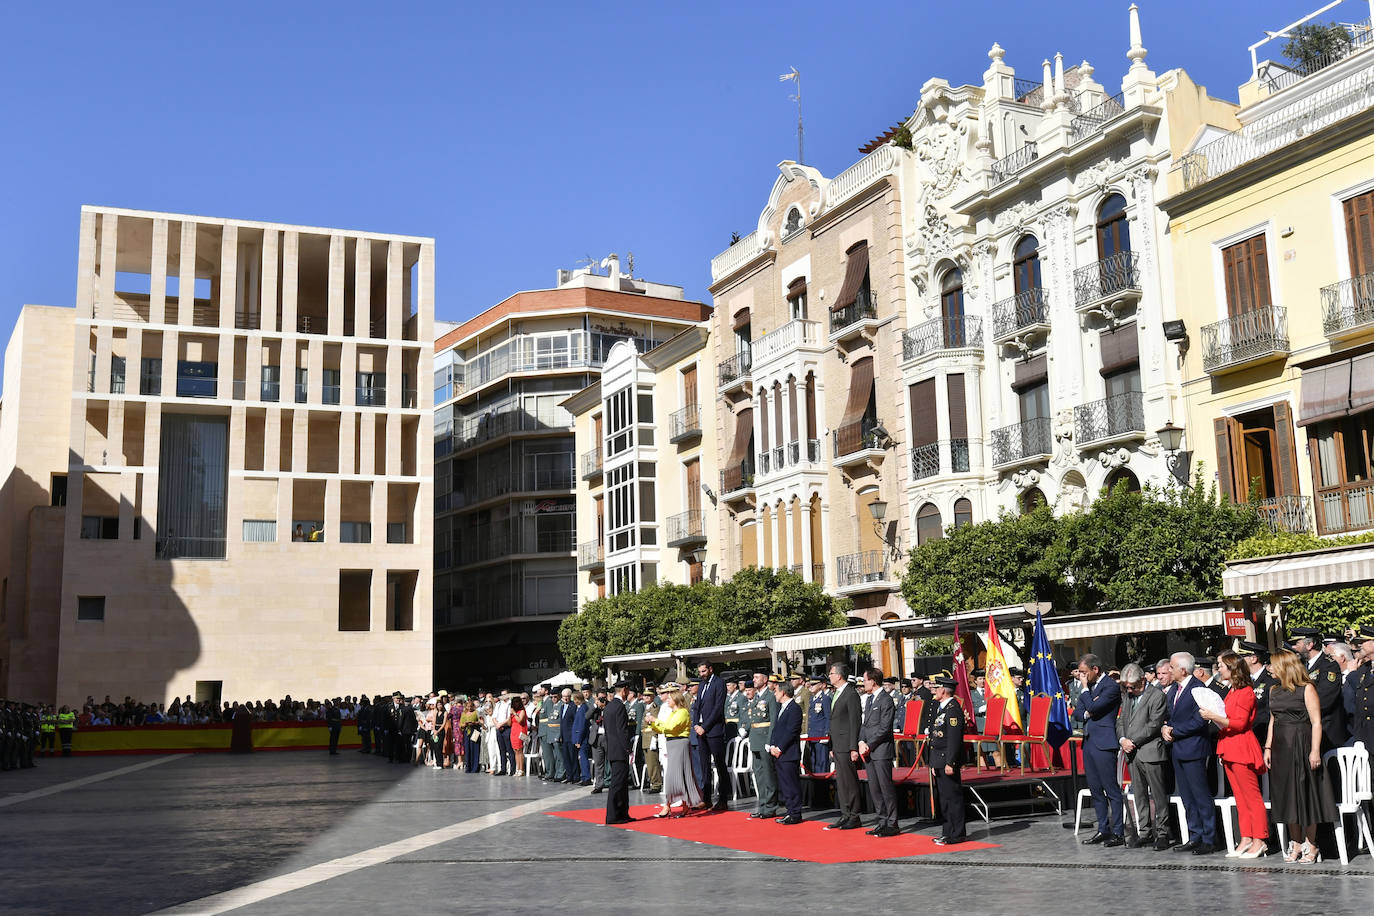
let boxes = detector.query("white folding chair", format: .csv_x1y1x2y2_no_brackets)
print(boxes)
629,734,641,788
1075,749,1127,836
1323,741,1374,865
728,736,754,797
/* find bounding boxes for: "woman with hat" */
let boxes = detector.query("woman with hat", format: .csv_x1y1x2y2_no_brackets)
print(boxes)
645,685,703,816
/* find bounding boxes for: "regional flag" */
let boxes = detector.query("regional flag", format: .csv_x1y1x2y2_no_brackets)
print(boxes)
1028,608,1072,748
983,615,1023,731
952,623,974,717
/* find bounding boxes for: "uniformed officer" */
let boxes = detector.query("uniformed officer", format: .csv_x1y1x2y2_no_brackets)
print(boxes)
927,676,967,845
724,676,746,736
22,703,38,768
884,676,905,733
1289,627,1346,749
808,674,831,773
1238,641,1275,748
640,685,663,793
39,705,56,757
747,672,781,818
1347,625,1374,751
791,671,811,739
1,700,13,771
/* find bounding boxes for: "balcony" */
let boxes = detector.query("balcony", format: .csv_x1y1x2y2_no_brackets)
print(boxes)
260,381,281,403
234,311,260,330
580,447,603,480
356,387,386,407
1256,495,1313,534
990,143,1038,186
832,417,886,470
991,288,1050,343
828,296,879,343
909,438,973,482
1201,306,1289,374
455,467,575,508
835,550,892,594
1321,272,1374,339
155,536,227,560
669,403,702,443
176,375,218,399
1074,391,1145,450
990,417,1052,470
1315,483,1374,535
753,318,823,367
720,464,756,501
322,384,341,405
667,510,707,548
1069,92,1126,144
452,406,570,454
718,348,753,391
1074,251,1141,314
1177,58,1374,191
578,540,605,571
901,316,983,363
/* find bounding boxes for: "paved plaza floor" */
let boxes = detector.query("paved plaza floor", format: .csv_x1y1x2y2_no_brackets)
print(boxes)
2,751,1371,914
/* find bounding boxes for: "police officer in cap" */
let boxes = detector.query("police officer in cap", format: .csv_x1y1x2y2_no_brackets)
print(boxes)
747,672,781,819
808,674,830,774
928,676,967,844
1347,625,1374,751
1289,627,1346,749
1238,640,1276,749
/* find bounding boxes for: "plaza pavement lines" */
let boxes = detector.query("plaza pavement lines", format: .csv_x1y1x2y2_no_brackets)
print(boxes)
155,782,588,915
0,754,188,808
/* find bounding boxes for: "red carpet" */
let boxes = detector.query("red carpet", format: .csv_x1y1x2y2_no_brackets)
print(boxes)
549,805,998,863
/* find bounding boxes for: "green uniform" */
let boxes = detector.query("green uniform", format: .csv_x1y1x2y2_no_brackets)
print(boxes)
795,683,812,735
725,689,748,737
747,690,780,816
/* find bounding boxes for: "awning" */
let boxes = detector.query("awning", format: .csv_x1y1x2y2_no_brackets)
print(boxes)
1351,352,1374,415
602,650,675,666
832,242,870,312
725,407,753,466
1298,360,1351,427
676,641,771,659
770,624,885,652
1100,325,1140,374
732,307,751,330
1012,354,1048,391
1042,603,1225,640
838,356,875,428
880,603,1046,636
1223,541,1374,597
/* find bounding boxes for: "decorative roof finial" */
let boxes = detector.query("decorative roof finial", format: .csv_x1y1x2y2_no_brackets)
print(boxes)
1128,3,1148,69
989,42,1005,64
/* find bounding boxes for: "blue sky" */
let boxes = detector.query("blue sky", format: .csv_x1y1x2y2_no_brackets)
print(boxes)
0,0,1330,359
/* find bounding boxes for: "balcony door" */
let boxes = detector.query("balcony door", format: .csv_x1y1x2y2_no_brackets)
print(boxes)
1096,194,1131,260
940,268,965,348
1215,404,1299,502
1013,236,1041,293
1344,189,1374,278
1222,235,1271,317
685,458,701,514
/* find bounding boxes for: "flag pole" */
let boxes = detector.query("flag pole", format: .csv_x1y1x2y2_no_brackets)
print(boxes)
779,67,804,164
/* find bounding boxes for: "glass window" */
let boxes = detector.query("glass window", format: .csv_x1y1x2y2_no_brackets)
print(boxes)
940,268,964,320
175,361,218,398
1097,194,1131,259
953,498,973,528
77,596,105,621
339,522,371,543
322,368,341,405
1013,236,1041,293
261,365,280,402
140,358,162,396
916,503,943,545
1018,382,1050,421
242,520,276,542
1104,367,1141,399
110,356,126,394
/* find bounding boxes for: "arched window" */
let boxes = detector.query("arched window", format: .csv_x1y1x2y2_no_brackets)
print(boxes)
1105,468,1141,493
916,502,943,545
1020,488,1046,514
953,497,973,528
1096,194,1130,260
940,268,966,347
1013,235,1042,293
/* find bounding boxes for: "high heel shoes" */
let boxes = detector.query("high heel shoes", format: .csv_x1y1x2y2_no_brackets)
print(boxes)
1298,841,1321,864
1238,844,1267,859
1283,841,1301,863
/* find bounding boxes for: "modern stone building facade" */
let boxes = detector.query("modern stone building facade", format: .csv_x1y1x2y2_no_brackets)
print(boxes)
0,206,435,705
432,259,709,689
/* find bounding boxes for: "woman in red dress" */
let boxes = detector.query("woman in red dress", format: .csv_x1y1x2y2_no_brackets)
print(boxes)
1199,651,1268,858
509,697,528,777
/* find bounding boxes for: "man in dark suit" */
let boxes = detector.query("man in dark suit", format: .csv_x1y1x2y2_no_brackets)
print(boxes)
1162,652,1217,854
693,662,731,811
603,680,633,824
1078,653,1124,846
808,675,831,774
860,668,899,836
768,680,805,825
558,688,578,783
824,662,863,830
928,676,966,844
1291,627,1346,750
1116,662,1171,849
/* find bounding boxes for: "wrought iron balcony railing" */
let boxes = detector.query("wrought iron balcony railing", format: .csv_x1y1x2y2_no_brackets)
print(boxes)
1320,271,1374,337
836,550,889,588
828,296,878,336
669,403,702,442
910,442,939,480
1012,77,1043,103
909,438,973,481
1074,391,1145,448
990,417,1052,468
718,348,753,387
902,315,983,361
991,143,1039,185
1074,251,1141,310
1315,482,1374,536
1201,306,1289,373
578,540,605,570
720,463,756,497
580,447,603,480
1070,92,1126,143
1256,19,1374,94
832,416,884,460
1256,495,1313,535
991,288,1050,341
667,510,707,547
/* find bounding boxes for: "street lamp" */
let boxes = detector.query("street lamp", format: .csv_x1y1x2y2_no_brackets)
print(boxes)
1157,421,1189,486
866,498,901,557
690,546,712,584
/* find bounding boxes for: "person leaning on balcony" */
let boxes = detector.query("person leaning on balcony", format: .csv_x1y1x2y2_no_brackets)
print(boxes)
1198,652,1268,859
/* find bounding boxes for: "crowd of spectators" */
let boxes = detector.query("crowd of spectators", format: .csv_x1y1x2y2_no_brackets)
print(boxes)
74,694,370,727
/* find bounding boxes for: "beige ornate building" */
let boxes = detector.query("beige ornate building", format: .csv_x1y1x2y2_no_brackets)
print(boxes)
0,206,434,705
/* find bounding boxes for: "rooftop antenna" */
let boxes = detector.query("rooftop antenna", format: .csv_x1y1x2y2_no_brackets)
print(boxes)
779,67,804,164
626,251,635,277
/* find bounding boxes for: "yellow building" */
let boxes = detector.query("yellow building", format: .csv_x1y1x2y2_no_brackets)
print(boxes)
1162,9,1374,538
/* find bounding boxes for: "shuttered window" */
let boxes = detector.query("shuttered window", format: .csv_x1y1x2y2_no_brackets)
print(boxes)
909,379,937,448
1221,235,1272,317
946,374,968,440
1344,190,1374,278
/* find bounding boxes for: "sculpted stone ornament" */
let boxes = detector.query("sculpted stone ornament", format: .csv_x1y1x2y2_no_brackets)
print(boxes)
1097,447,1132,470
1011,468,1041,492
1052,408,1077,469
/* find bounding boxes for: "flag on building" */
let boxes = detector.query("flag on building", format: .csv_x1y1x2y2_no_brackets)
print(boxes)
1028,607,1072,748
952,623,974,716
984,615,1023,731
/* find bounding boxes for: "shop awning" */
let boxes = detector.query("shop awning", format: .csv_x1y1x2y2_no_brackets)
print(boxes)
770,624,885,652
880,603,1046,636
1223,541,1374,597
676,641,772,659
1041,603,1225,640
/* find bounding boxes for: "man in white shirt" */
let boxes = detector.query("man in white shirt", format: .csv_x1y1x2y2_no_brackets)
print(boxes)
493,691,513,776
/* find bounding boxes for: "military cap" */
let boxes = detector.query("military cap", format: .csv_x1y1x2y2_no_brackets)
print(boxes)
1358,625,1374,640
767,673,784,684
687,679,700,687
882,676,898,685
790,670,806,680
808,674,825,685
972,668,987,677
910,670,926,679
1196,656,1215,668
611,678,631,689
933,676,957,690
1009,667,1025,677
1322,636,1339,645
1237,640,1268,659
1288,627,1321,642
900,678,912,688
392,691,404,698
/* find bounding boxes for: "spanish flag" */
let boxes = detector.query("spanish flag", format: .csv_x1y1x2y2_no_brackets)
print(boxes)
984,614,1023,732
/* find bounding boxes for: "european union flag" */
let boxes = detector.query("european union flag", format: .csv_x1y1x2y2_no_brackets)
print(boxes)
1027,608,1072,748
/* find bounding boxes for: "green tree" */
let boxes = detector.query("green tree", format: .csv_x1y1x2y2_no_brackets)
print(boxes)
712,566,849,642
1283,21,1353,69
1228,529,1374,634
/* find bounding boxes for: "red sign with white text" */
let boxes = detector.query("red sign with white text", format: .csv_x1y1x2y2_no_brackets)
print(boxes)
1224,610,1247,637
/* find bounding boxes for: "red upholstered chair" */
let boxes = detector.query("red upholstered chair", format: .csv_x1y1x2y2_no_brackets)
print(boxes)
963,695,1007,772
893,699,925,780
1001,695,1055,774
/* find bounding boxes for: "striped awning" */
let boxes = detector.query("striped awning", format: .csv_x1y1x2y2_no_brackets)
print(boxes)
770,624,885,652
1043,605,1224,641
1223,542,1374,598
